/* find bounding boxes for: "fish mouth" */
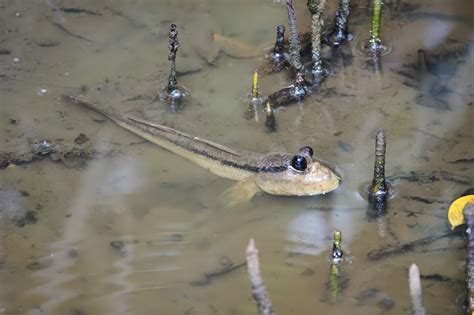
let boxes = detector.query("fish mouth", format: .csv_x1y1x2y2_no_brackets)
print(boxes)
312,175,340,195
326,175,341,193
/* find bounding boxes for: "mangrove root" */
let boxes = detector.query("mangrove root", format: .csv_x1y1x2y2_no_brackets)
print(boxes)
246,238,275,315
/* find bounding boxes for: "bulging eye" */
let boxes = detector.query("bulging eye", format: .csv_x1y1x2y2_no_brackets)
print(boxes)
291,155,307,171
299,146,313,157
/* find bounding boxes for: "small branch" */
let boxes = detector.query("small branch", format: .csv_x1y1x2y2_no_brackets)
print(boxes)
246,239,275,315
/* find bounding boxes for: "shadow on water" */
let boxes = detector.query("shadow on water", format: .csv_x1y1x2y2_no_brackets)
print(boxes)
0,0,472,314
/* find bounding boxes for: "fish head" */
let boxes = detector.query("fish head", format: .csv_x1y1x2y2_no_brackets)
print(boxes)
254,147,340,196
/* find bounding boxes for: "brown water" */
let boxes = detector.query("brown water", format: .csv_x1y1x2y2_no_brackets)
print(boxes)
1,0,473,314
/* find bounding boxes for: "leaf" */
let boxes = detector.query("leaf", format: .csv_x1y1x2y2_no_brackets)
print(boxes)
448,195,474,229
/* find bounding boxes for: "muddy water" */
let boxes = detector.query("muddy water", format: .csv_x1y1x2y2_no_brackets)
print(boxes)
0,0,472,314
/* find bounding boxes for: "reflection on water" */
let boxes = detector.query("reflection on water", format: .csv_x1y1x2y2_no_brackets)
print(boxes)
0,0,473,314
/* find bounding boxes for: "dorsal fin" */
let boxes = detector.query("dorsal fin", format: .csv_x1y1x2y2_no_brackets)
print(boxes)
126,116,242,157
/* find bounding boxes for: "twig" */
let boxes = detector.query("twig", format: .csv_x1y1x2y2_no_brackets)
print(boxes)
246,239,275,315
49,20,93,42
367,229,462,261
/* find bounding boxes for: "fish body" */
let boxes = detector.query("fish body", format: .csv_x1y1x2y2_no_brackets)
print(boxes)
65,95,340,197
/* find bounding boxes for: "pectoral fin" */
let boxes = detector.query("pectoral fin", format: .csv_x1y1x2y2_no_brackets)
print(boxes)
217,177,262,208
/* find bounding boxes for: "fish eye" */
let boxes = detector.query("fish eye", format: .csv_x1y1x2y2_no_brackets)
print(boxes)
299,146,313,157
290,154,307,172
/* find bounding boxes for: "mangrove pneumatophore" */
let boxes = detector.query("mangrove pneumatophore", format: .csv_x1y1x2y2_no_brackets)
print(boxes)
409,264,426,315
159,24,190,110
369,0,383,52
272,25,286,66
357,0,390,60
264,101,276,133
367,129,388,218
327,230,344,303
285,0,304,73
463,203,474,314
331,230,343,263
245,70,261,120
266,71,309,107
325,0,352,47
246,239,275,315
307,0,328,83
